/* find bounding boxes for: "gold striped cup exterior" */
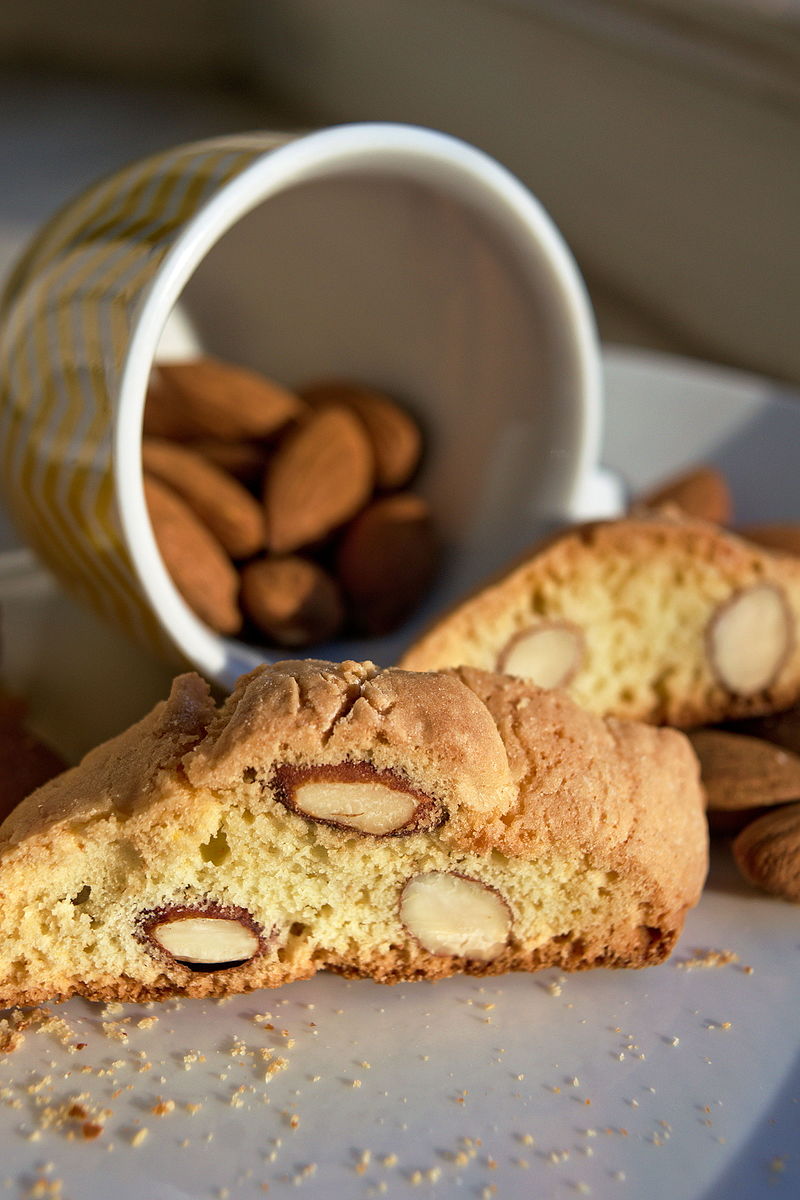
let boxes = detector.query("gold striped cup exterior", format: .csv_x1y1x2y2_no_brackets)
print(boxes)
0,133,287,663
0,125,602,686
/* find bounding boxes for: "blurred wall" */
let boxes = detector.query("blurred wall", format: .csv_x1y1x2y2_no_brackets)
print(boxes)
1,0,798,385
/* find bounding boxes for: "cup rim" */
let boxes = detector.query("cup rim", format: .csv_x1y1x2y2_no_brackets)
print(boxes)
115,121,602,683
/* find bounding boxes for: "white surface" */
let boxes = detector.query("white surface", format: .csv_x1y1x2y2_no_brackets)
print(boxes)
0,348,799,1199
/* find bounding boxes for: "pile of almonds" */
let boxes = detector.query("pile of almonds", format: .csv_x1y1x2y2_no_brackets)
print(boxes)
638,462,800,903
0,691,65,826
142,357,438,647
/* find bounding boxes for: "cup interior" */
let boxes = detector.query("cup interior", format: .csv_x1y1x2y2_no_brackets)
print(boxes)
120,126,600,685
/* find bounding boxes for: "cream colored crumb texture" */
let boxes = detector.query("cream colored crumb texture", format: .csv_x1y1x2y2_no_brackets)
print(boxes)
400,515,800,727
0,661,707,1005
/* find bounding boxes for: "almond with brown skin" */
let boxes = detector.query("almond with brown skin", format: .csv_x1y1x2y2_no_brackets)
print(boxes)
497,620,586,689
240,556,344,647
636,465,732,525
139,902,268,968
688,729,800,833
142,438,266,559
722,705,800,755
706,583,794,696
301,380,422,490
732,803,800,902
0,698,66,825
189,439,270,488
144,475,242,635
337,493,438,635
738,524,800,558
399,872,512,960
264,406,374,553
272,762,445,836
144,358,305,441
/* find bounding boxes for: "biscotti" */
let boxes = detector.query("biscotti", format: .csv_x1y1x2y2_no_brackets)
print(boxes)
0,661,706,1007
400,513,800,727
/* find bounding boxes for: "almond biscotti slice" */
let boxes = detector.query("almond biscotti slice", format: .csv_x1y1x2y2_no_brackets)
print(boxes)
400,513,800,727
0,661,706,1007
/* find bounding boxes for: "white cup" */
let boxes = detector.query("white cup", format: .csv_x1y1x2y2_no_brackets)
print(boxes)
0,123,611,688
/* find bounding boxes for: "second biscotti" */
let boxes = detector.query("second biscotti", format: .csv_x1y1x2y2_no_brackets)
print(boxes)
401,512,800,727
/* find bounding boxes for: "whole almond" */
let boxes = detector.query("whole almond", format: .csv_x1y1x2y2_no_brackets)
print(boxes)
144,475,242,635
732,802,800,902
636,465,732,525
301,380,422,490
738,524,800,558
189,439,270,488
722,705,800,756
264,406,374,554
0,700,66,825
337,493,438,635
240,556,344,647
688,728,800,833
144,357,305,441
142,438,265,560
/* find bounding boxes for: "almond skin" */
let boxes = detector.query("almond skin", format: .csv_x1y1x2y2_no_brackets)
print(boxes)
739,524,800,557
144,358,305,441
272,761,445,836
0,699,66,826
240,556,344,647
337,493,438,634
142,438,266,559
689,728,800,833
301,380,422,490
189,439,270,488
138,902,270,969
732,802,800,902
264,406,375,553
144,475,242,635
636,465,732,525
722,705,800,755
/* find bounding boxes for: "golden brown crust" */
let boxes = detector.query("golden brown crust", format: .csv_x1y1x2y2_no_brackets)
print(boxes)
400,513,800,727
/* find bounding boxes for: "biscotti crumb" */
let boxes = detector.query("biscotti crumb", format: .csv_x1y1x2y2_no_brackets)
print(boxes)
130,1127,148,1146
101,1022,129,1043
677,949,740,970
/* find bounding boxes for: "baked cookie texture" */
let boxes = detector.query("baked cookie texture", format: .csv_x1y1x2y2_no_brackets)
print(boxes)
0,661,706,1007
400,514,800,727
